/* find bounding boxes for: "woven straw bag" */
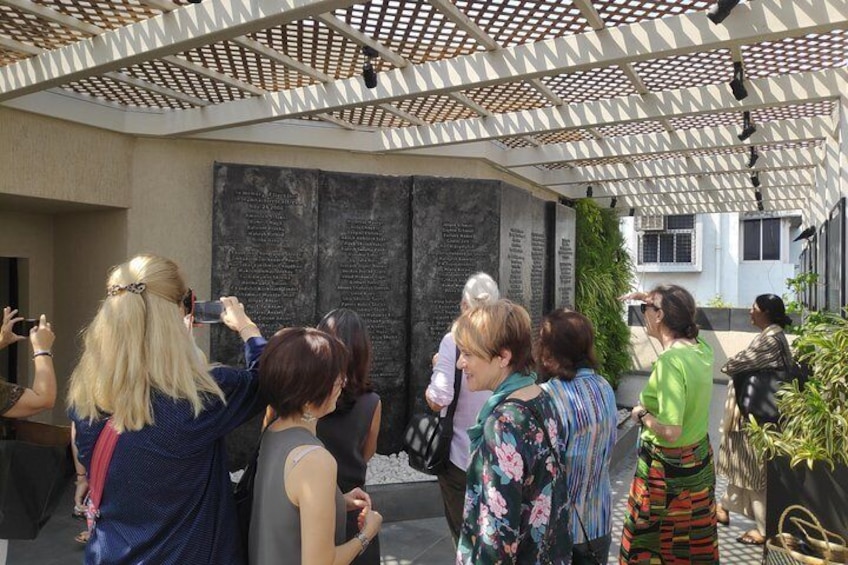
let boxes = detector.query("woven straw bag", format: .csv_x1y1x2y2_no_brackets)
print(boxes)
766,505,847,565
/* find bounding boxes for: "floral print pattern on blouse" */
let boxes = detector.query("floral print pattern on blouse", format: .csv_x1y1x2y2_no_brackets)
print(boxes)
457,395,571,565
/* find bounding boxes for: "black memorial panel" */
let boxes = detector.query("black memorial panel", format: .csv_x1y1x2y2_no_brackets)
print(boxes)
499,185,549,331
549,203,577,309
318,172,412,453
410,177,500,415
211,163,319,468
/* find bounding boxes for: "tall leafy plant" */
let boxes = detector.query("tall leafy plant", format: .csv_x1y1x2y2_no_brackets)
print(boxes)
574,199,633,388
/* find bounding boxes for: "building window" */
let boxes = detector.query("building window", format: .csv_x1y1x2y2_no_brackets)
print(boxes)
743,218,781,261
637,214,695,265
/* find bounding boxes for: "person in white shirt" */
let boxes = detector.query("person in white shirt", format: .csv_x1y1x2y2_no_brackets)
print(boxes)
424,273,499,544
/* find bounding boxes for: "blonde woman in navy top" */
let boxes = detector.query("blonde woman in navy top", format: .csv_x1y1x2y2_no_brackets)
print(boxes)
539,309,618,564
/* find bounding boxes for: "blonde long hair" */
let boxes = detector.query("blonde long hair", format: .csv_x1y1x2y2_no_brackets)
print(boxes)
68,254,225,432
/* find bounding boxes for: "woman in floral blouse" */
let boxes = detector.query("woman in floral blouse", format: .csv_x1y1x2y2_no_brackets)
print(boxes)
452,300,571,564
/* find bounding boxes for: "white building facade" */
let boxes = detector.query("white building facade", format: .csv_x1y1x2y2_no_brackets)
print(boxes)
620,211,805,307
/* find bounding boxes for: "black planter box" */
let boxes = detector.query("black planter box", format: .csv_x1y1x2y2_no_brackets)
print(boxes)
766,457,848,541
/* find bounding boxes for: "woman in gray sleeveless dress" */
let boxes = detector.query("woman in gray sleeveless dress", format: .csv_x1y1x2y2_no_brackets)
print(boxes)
249,328,383,565
317,309,382,565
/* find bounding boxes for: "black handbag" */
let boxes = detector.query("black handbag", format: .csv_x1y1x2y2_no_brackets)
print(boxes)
232,418,275,557
733,335,808,425
403,347,462,475
0,419,73,539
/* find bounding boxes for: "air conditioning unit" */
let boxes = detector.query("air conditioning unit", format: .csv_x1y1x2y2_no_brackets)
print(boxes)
636,214,664,231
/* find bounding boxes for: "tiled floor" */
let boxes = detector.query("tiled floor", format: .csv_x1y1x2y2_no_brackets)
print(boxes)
8,454,766,565
379,452,766,565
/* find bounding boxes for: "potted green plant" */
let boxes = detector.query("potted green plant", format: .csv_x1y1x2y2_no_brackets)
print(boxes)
747,308,848,539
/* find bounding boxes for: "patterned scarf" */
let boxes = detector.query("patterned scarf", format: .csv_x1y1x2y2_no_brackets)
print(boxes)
467,371,537,453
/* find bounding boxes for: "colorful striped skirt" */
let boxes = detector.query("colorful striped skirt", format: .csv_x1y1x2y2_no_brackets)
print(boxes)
619,435,720,564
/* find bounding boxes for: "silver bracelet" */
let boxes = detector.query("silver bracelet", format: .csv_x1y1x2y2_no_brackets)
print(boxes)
354,531,370,553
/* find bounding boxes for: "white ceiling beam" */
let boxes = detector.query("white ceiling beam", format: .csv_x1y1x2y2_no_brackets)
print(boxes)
427,0,499,51
615,189,812,208
0,35,42,56
161,55,266,96
528,147,821,185
383,67,847,151
618,199,810,215
110,0,848,136
313,14,408,69
138,0,176,12
0,0,359,101
503,116,833,167
104,72,209,107
558,170,815,198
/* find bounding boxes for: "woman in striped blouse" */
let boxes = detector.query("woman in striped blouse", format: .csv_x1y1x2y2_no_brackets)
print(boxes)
538,309,618,564
716,293,794,546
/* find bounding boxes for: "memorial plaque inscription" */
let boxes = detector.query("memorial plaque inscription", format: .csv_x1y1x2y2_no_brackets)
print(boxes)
411,177,500,414
551,203,577,309
318,172,411,453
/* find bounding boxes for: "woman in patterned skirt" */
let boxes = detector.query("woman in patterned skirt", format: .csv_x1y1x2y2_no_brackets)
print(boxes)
619,285,719,564
454,300,571,564
716,294,793,546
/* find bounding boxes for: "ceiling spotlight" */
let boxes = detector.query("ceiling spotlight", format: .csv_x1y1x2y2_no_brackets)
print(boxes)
707,0,741,25
610,197,618,209
751,172,761,188
586,186,593,198
748,147,759,168
754,189,763,202
187,0,202,3
361,45,379,89
729,61,748,100
628,207,636,217
738,111,756,141
757,201,764,211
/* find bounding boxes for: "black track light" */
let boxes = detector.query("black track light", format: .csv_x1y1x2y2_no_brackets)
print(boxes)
751,172,760,188
610,197,618,209
361,45,379,89
729,61,748,100
738,111,756,141
187,0,202,3
748,147,759,168
586,186,593,198
754,189,763,202
757,201,764,211
628,207,636,217
707,0,741,25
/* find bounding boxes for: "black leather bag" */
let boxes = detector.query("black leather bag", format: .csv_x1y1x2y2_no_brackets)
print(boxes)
0,420,73,540
403,348,462,475
733,336,808,425
232,419,274,557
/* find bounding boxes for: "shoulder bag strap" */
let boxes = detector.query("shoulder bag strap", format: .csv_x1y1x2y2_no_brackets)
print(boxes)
526,400,602,565
442,347,463,422
86,420,120,529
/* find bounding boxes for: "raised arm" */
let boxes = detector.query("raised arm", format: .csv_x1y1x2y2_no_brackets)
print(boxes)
2,314,57,419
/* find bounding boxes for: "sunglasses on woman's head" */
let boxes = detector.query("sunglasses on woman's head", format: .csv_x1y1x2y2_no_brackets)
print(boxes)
640,303,660,314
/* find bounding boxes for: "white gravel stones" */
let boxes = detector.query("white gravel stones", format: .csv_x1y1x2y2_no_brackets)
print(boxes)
366,452,436,485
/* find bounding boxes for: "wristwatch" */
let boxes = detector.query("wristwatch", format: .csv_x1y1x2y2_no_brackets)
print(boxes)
637,408,649,423
355,531,370,553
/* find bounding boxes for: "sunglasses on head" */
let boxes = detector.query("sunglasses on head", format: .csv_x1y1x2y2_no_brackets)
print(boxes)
181,288,196,315
640,303,660,314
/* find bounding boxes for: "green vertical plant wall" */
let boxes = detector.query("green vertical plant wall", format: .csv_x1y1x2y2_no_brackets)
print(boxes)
574,199,633,388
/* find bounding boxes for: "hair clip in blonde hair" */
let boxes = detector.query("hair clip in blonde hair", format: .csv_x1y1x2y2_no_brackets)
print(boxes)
107,282,147,297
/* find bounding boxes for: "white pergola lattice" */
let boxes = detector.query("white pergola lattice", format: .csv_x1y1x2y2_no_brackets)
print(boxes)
1,0,846,215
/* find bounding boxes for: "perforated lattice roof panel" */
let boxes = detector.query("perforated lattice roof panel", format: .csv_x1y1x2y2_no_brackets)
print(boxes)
0,0,843,215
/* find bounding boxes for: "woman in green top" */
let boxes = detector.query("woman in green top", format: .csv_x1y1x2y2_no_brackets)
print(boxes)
618,284,720,564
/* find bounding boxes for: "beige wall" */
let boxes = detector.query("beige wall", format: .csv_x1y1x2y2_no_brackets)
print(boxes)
627,326,794,380
0,107,133,207
52,210,128,422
